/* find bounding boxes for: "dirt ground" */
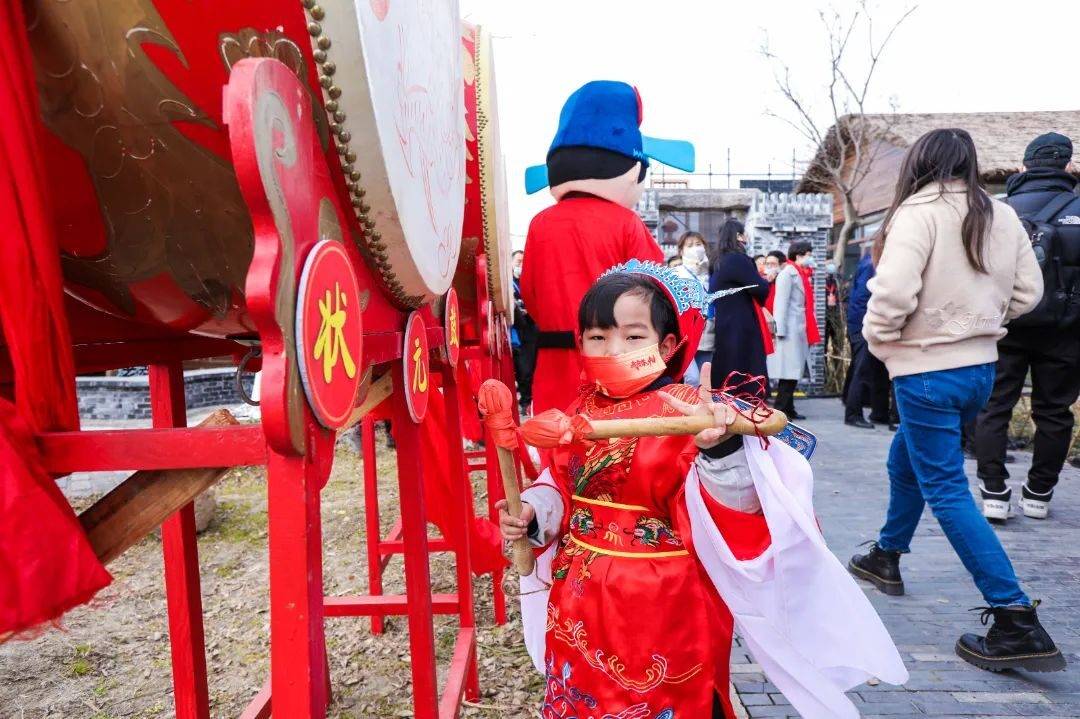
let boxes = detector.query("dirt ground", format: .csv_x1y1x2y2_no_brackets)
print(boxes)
0,434,544,718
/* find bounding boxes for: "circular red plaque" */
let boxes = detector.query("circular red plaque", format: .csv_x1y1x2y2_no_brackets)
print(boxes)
443,288,461,367
403,311,430,422
295,240,364,429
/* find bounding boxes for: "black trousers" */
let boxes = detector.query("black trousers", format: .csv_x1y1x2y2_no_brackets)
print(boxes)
774,379,798,416
975,332,1080,494
512,325,538,407
844,332,891,423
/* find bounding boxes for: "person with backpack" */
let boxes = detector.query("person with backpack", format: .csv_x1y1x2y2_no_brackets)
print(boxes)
843,251,893,429
974,133,1080,522
848,128,1065,673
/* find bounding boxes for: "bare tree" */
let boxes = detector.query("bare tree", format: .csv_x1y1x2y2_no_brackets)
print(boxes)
762,1,916,269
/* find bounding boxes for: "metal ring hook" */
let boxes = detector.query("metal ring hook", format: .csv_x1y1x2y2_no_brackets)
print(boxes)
236,346,262,406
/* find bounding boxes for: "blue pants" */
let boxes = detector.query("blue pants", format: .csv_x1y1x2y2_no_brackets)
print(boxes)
681,350,713,386
878,363,1030,608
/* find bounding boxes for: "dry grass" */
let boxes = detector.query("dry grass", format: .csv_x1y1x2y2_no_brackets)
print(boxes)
0,441,542,718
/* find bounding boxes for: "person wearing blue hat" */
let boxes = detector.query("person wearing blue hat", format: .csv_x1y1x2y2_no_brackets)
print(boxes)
519,80,696,414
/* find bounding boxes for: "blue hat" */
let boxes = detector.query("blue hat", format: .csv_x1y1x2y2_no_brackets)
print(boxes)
524,81,695,194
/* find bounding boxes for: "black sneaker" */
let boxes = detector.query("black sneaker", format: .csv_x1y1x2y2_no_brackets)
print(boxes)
1019,484,1053,519
979,485,1013,522
956,603,1066,672
848,542,904,596
845,418,875,429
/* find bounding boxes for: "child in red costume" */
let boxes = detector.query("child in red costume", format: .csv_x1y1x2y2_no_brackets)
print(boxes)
520,81,694,414
500,260,908,719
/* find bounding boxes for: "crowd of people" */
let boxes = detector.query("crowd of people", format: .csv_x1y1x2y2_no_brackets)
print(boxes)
516,222,825,421
502,78,1073,718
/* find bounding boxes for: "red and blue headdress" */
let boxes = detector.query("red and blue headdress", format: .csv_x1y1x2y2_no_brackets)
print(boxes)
600,259,749,381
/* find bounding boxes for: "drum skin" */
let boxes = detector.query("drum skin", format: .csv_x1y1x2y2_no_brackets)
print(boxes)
24,0,463,339
314,0,465,308
455,22,513,341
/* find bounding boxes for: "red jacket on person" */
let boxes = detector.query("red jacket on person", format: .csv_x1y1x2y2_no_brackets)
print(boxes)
520,194,664,414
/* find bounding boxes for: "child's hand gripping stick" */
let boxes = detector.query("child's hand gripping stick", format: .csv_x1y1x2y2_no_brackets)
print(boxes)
476,380,536,576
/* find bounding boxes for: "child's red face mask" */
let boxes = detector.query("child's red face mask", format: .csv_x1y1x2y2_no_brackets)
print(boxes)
581,343,672,398
579,291,680,398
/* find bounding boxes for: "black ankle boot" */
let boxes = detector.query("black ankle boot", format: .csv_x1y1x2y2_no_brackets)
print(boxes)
956,604,1066,672
848,542,904,596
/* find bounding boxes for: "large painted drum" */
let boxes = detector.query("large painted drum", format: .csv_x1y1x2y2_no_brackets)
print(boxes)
316,0,464,308
455,23,513,340
25,0,463,338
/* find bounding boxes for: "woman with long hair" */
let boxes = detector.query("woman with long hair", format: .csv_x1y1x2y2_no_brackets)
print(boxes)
707,219,771,393
673,231,712,384
847,129,1064,672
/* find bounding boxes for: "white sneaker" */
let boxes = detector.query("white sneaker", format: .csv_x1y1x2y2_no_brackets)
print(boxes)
980,484,1013,521
1019,484,1052,519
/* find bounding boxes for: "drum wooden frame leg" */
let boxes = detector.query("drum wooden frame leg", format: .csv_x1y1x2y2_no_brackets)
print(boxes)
149,362,211,719
267,450,329,718
441,367,481,701
392,379,439,718
361,417,386,635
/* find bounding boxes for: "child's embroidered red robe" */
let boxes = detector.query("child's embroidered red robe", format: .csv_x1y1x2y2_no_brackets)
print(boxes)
519,384,909,719
524,384,770,718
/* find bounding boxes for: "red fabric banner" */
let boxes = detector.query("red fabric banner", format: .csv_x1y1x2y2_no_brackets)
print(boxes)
0,1,111,640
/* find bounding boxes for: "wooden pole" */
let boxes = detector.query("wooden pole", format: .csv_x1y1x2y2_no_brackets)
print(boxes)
586,410,787,441
77,407,239,564
493,442,535,576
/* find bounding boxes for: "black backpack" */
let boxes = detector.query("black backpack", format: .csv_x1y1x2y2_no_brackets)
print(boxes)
1009,192,1080,329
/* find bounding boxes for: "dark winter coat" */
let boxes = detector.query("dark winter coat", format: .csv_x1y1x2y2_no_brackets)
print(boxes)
708,251,771,390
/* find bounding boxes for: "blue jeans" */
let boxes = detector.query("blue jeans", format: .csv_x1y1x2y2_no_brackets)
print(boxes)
681,350,713,386
878,363,1030,608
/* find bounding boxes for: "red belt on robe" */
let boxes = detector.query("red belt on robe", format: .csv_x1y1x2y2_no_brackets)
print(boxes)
568,495,689,558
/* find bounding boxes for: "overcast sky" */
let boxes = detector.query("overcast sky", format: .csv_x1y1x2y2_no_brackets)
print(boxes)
457,0,1080,247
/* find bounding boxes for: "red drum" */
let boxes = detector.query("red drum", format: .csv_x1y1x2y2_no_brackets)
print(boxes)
24,0,463,339
455,22,513,342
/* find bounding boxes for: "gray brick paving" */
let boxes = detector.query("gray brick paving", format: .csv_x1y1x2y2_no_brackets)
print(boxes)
731,398,1080,717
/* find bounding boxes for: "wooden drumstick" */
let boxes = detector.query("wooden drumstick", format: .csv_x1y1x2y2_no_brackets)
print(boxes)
587,408,787,440
476,380,535,576
520,404,787,448
492,444,535,576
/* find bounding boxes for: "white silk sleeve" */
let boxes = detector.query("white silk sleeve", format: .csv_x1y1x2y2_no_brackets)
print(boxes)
522,474,565,548
694,447,762,514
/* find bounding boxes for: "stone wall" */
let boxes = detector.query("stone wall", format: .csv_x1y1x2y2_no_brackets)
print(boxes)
745,193,834,395
636,188,759,250
77,368,255,420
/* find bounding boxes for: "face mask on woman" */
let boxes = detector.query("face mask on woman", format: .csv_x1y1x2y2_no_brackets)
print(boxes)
682,245,707,265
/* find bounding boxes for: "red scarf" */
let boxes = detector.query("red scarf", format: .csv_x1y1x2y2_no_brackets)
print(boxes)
793,263,822,345
752,300,774,355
